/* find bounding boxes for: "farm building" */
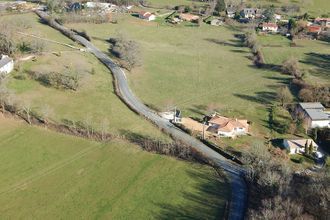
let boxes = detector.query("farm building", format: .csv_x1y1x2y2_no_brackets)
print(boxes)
295,102,330,129
0,55,14,74
139,11,156,21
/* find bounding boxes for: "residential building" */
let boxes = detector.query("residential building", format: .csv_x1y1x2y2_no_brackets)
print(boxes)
314,18,330,28
307,25,322,35
226,6,236,18
261,22,278,32
0,55,14,74
179,13,199,22
296,102,330,129
207,114,249,137
138,11,156,21
241,8,256,19
283,139,318,154
274,14,282,21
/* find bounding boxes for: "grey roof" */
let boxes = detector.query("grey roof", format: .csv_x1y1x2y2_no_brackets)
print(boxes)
305,109,329,121
299,102,324,110
0,56,13,68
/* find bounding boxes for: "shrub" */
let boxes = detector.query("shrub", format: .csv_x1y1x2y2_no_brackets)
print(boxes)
109,36,141,70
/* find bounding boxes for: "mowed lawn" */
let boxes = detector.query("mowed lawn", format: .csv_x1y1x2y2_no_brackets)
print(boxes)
1,13,167,140
69,16,291,136
0,117,229,219
258,35,330,85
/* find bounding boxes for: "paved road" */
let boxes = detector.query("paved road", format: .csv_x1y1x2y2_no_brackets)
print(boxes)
36,11,247,219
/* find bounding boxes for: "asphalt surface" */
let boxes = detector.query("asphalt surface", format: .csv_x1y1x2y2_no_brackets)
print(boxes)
36,11,247,219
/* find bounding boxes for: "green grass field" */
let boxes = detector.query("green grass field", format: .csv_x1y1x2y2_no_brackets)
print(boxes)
258,35,330,85
0,117,229,219
1,13,167,140
68,15,292,138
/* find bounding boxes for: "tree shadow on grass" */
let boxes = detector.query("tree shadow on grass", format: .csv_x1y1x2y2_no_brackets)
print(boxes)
188,104,207,116
204,38,243,48
234,91,277,105
154,169,229,220
301,52,330,81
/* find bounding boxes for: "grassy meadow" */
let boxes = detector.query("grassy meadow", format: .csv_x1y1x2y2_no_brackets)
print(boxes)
1,13,167,140
258,35,330,85
0,117,229,219
68,15,292,139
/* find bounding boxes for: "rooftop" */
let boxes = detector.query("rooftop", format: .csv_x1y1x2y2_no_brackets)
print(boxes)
305,109,329,121
0,55,13,68
299,102,325,110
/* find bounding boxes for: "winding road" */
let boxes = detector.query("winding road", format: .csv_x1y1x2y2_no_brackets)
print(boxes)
36,10,247,220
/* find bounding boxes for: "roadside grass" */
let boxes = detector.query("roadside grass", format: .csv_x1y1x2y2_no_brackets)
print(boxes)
67,15,292,141
258,35,330,85
1,13,167,140
0,117,229,219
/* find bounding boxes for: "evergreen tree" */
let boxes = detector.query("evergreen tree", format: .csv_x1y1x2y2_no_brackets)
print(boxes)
309,141,314,154
215,0,226,13
304,141,308,155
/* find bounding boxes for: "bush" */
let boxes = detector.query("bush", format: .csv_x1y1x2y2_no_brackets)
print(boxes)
28,70,80,91
109,36,141,70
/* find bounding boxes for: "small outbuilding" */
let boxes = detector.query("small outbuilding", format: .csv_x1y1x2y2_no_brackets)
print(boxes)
0,55,14,74
179,13,199,22
139,11,156,21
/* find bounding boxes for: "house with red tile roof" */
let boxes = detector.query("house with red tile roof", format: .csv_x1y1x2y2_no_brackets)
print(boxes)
307,25,322,34
207,114,249,137
261,22,278,32
138,11,156,21
314,18,330,27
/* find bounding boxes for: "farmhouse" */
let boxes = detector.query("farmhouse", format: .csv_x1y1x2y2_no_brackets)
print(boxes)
261,22,278,32
283,139,318,155
296,102,330,129
179,13,199,22
138,11,156,21
0,55,14,74
207,114,249,137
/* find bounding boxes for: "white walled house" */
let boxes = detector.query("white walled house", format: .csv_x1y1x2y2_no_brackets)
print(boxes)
283,139,318,155
261,23,278,32
138,11,156,21
0,55,14,74
207,114,249,138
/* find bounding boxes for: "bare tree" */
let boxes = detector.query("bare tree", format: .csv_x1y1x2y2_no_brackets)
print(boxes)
277,86,293,107
282,58,302,79
100,119,109,141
